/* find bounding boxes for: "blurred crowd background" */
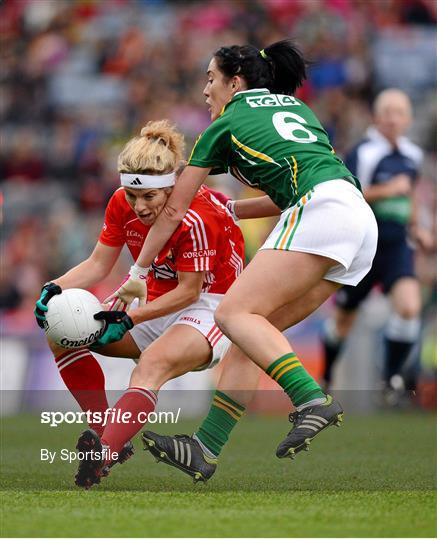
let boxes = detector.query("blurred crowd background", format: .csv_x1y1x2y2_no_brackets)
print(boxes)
1,0,436,401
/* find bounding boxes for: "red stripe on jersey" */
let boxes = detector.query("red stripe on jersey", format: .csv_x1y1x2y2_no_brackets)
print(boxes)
184,210,212,272
187,209,209,249
184,212,206,250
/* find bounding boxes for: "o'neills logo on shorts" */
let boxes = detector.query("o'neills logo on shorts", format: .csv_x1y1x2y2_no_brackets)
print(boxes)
182,249,216,258
60,329,104,349
180,316,201,324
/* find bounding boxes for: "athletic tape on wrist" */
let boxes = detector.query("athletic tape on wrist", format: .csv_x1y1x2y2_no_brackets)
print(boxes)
129,264,150,280
226,200,239,221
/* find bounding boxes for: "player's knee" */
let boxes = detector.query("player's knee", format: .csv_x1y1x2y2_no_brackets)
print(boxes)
391,278,421,319
385,312,421,343
130,362,165,389
214,303,234,336
130,353,175,388
395,301,421,320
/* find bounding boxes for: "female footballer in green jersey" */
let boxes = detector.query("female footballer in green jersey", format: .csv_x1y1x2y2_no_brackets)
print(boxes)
108,40,378,470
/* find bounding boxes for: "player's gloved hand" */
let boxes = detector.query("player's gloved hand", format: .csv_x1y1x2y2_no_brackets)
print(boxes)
91,311,134,347
104,264,149,310
34,283,62,329
207,188,239,222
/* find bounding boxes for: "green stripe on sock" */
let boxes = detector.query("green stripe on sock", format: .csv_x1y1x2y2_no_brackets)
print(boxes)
266,354,325,407
196,391,245,457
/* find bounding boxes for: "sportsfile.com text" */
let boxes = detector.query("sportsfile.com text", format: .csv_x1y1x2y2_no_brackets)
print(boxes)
40,408,181,428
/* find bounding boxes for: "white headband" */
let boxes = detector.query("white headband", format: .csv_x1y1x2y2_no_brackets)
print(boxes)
120,172,176,189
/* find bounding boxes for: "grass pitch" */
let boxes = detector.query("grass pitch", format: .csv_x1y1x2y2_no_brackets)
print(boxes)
1,411,436,537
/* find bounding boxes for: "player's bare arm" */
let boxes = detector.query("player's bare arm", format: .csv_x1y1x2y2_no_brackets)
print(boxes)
232,195,281,219
135,166,210,268
409,179,434,252
128,270,205,325
364,173,412,202
53,242,122,290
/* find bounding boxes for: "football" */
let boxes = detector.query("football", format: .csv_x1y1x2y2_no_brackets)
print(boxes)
44,288,105,349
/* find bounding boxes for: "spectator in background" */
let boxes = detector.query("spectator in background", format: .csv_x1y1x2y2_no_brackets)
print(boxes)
2,128,46,183
321,89,434,400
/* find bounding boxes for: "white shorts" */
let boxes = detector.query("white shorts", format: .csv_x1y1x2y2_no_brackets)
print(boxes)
129,293,230,370
260,180,378,286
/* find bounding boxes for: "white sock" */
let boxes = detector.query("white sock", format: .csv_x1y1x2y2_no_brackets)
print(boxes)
296,397,327,412
193,433,217,458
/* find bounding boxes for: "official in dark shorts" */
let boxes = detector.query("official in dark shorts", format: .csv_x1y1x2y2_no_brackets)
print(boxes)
321,88,433,397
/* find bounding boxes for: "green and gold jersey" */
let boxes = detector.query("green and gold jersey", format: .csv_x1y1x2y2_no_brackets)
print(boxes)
189,89,359,210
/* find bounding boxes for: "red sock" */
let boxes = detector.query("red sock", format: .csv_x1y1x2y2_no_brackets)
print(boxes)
55,350,109,436
101,387,157,458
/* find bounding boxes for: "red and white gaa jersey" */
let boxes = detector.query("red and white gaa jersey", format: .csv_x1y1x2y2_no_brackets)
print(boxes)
99,186,245,301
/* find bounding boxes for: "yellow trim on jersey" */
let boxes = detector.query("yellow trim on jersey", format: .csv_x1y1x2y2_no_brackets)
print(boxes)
231,134,278,165
291,155,298,190
188,134,202,162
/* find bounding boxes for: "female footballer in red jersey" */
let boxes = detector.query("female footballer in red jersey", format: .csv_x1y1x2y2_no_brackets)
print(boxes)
108,40,378,472
34,120,246,488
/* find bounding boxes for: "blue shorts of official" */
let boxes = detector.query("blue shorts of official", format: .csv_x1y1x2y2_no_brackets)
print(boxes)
335,223,415,312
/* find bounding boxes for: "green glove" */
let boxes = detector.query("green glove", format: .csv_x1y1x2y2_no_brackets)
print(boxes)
34,283,62,329
91,311,134,348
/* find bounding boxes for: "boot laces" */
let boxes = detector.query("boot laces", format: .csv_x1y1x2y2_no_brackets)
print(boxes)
174,434,192,443
288,410,305,428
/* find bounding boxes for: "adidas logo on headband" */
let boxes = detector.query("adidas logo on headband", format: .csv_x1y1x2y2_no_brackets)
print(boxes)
120,172,176,189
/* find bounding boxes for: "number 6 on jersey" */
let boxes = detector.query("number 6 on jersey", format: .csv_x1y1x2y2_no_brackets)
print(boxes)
272,112,318,144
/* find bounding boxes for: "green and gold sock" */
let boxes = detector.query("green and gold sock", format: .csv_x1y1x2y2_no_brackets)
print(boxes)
196,390,245,457
266,352,325,407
